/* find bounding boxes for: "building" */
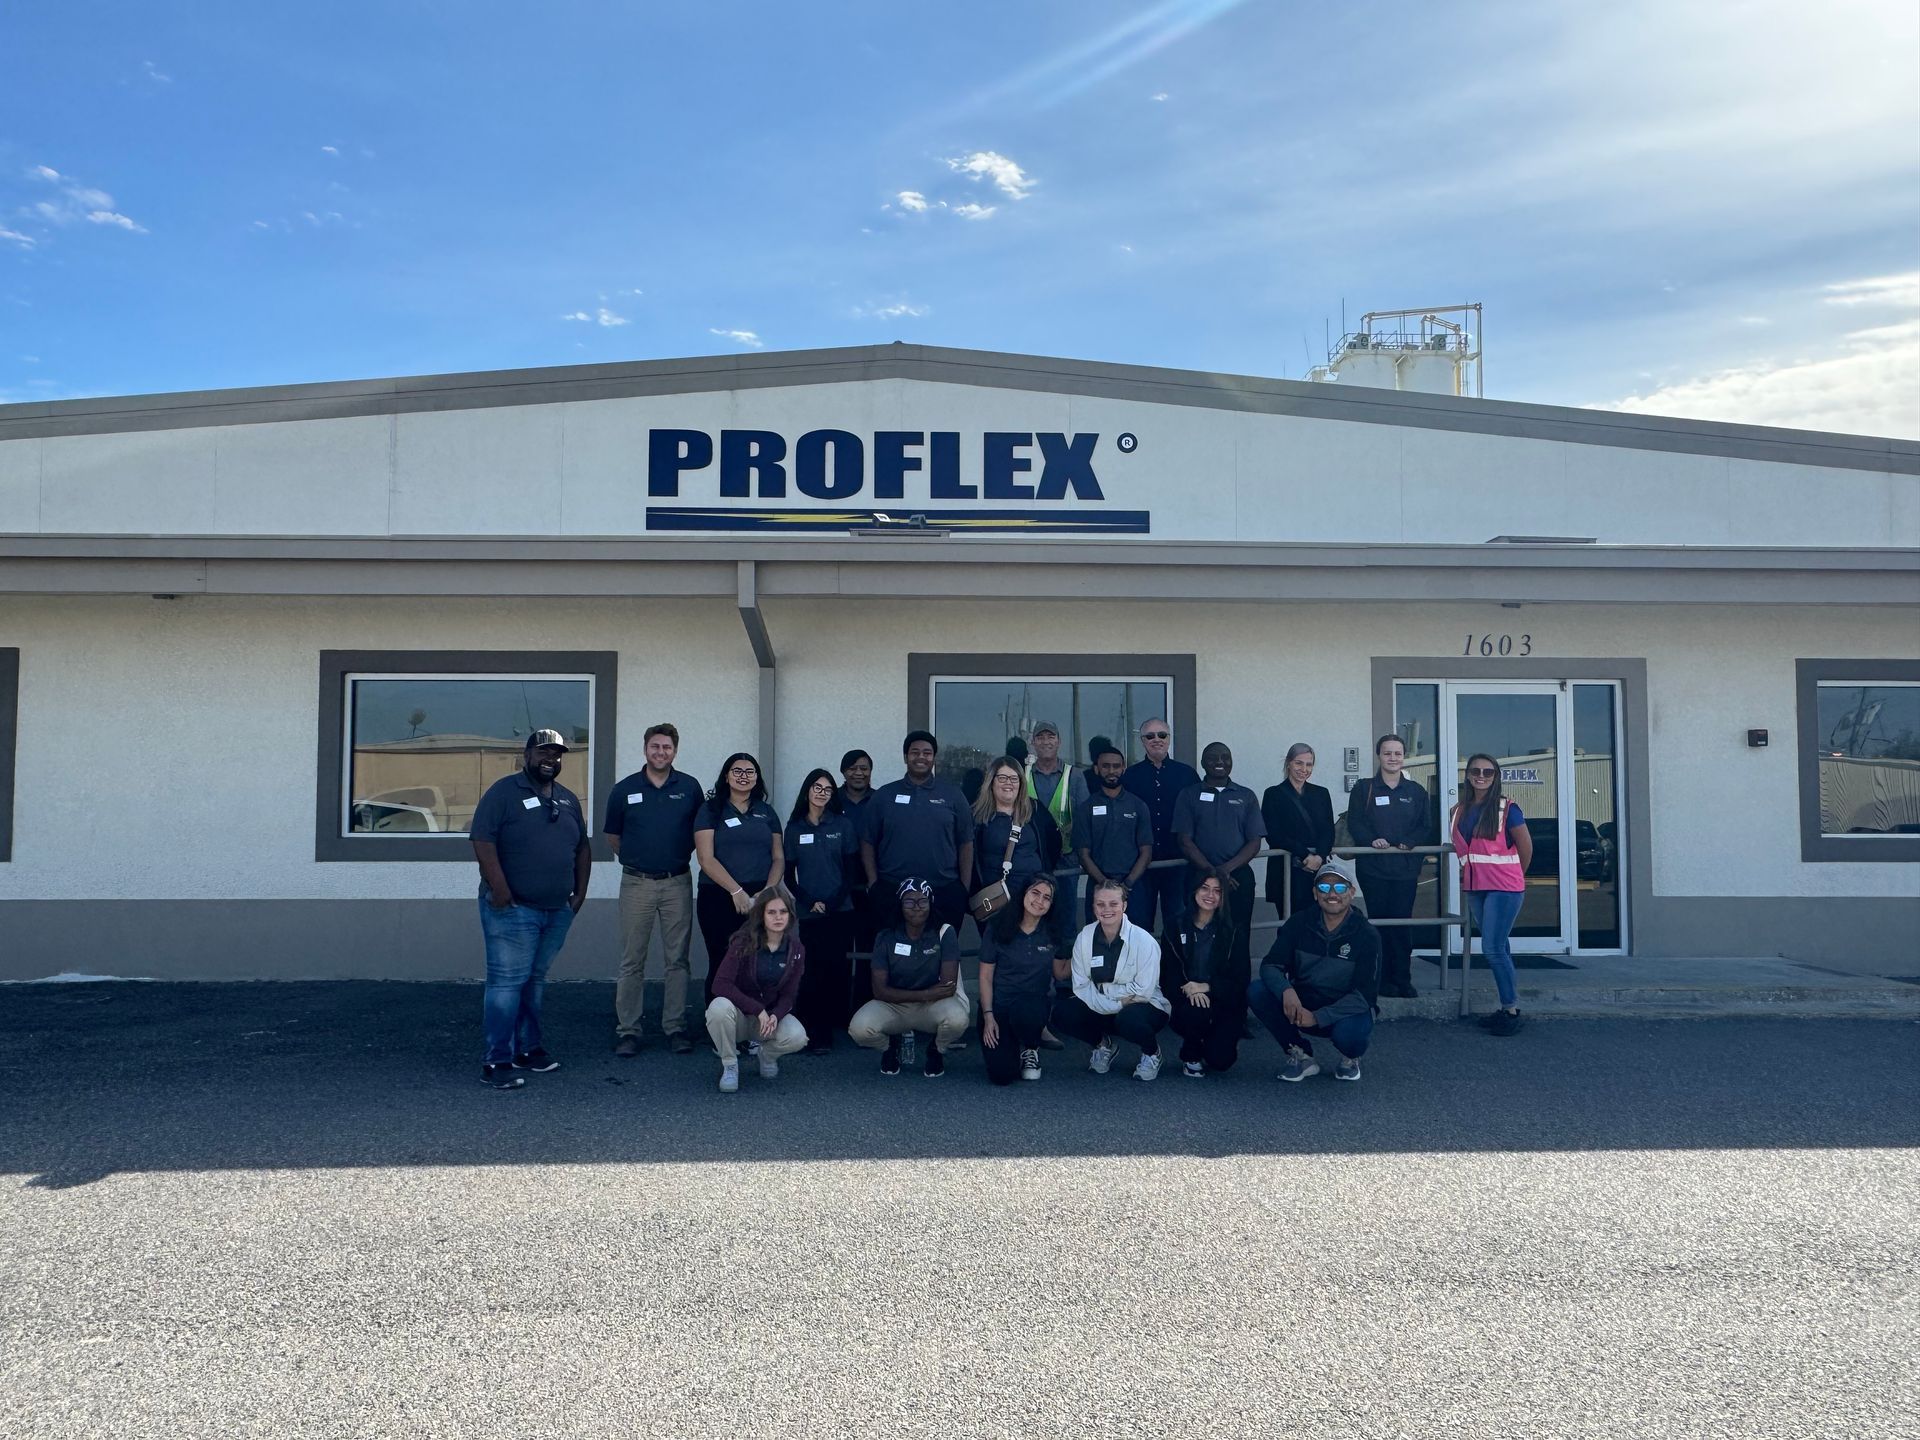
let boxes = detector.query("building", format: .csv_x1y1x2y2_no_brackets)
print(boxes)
0,343,1915,978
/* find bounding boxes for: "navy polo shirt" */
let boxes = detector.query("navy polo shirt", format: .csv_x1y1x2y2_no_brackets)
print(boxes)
1122,757,1202,859
980,924,1057,1003
1073,788,1153,877
1177,919,1221,984
865,776,972,886
470,770,588,910
974,811,1051,887
695,798,783,891
839,792,874,884
786,812,854,912
602,767,703,873
1173,780,1266,866
872,924,958,990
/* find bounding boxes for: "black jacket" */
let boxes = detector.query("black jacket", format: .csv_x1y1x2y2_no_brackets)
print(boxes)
1260,781,1335,903
1345,775,1433,880
1259,909,1380,1023
1160,913,1244,989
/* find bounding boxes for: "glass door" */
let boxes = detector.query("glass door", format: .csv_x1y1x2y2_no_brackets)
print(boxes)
1394,678,1628,955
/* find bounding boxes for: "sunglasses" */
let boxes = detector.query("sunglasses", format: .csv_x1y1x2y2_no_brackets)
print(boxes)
1315,880,1352,895
543,796,560,824
1466,767,1497,778
1142,731,1170,741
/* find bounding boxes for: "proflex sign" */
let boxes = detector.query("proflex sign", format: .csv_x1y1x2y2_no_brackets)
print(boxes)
643,427,1150,534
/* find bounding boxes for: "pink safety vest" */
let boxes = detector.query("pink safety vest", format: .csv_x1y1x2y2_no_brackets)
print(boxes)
1453,797,1526,893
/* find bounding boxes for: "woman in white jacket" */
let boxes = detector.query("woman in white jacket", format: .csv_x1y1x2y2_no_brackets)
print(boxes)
1054,878,1171,1081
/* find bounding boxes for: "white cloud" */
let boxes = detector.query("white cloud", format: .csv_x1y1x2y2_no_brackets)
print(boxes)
561,307,630,327
710,328,764,348
143,60,171,84
320,145,340,157
857,301,929,320
1823,272,1920,309
895,190,930,213
1600,315,1920,439
0,226,34,248
21,165,148,235
951,202,997,221
1150,92,1169,101
946,150,1035,200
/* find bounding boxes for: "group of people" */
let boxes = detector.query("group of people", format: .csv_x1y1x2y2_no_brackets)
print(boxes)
468,721,1533,1092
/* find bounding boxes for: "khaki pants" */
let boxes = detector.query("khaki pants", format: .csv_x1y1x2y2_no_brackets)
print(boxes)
704,998,808,1063
848,997,969,1050
615,871,694,1037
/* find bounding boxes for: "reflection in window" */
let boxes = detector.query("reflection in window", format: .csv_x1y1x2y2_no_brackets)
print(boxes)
1814,682,1920,836
930,679,1171,794
346,676,592,836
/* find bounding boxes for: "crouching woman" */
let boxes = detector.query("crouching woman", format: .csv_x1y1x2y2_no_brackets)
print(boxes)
704,891,809,1093
1054,879,1171,1082
980,873,1071,1085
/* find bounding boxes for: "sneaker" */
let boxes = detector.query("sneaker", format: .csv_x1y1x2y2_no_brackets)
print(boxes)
1279,1047,1320,1083
481,1064,525,1090
1037,1028,1066,1051
923,1045,946,1079
758,1053,780,1080
1020,1048,1042,1081
879,1037,902,1076
718,1060,739,1093
668,1031,695,1055
745,1038,761,1057
1334,1058,1362,1082
1487,1007,1524,1036
613,1035,642,1059
1132,1052,1162,1083
1088,1039,1117,1075
1182,1060,1205,1080
513,1049,560,1073
898,1031,917,1068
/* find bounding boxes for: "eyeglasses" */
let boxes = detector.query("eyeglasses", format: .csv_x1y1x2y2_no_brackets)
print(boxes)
1142,731,1170,741
729,767,758,779
1466,767,1497,778
809,780,834,791
1315,881,1351,895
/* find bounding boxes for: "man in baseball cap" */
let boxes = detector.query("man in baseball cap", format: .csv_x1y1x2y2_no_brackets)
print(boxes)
1246,855,1381,1084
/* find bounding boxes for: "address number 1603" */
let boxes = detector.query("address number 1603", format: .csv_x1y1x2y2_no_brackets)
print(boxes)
1463,633,1533,656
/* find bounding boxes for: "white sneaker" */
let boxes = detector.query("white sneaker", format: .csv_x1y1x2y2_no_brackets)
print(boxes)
1182,1060,1205,1079
1279,1046,1320,1083
758,1054,780,1080
1088,1039,1117,1075
718,1060,739,1093
1020,1048,1042,1081
1132,1052,1162,1083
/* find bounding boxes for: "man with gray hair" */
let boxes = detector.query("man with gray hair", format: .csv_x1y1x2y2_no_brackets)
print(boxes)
1122,718,1201,934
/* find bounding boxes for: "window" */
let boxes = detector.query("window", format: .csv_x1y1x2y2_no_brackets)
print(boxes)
1797,660,1920,863
0,647,16,863
907,653,1197,791
316,651,617,862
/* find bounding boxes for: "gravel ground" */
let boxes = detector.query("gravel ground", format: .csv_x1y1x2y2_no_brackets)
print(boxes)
3,983,1915,1439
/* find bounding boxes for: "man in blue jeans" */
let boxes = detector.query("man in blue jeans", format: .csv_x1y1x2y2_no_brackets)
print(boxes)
470,728,592,1089
1247,857,1380,1083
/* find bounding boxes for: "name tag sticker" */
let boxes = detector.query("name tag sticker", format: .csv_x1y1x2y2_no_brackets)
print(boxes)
724,816,743,829
1199,791,1215,803
522,796,542,810
627,792,644,805
799,833,815,845
894,794,911,804
893,942,913,956
1375,795,1391,807
1092,805,1108,816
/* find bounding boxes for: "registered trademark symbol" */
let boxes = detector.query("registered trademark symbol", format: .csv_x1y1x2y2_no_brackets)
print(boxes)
1116,432,1138,453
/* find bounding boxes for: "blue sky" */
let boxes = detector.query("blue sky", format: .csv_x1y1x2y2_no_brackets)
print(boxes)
4,0,1917,435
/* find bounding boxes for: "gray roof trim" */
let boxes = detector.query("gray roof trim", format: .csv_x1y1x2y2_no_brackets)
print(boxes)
2,343,1914,475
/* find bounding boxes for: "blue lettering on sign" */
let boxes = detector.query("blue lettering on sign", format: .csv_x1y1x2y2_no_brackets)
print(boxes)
648,429,1109,502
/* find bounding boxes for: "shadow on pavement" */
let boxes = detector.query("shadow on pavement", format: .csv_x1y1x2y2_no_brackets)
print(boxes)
9,981,1919,1189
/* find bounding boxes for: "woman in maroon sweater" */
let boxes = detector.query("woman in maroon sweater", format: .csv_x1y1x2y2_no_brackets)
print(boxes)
704,891,808,1093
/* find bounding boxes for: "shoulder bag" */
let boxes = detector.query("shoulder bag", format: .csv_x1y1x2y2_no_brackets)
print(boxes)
969,822,1023,923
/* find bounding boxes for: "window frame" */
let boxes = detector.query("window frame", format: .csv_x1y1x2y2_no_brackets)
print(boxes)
315,650,617,863
907,653,1198,768
1797,659,1920,862
0,647,17,863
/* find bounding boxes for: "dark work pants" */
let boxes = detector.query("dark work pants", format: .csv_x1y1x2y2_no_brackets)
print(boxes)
1356,860,1418,991
795,910,853,1045
696,882,741,1004
848,885,878,1011
1167,975,1248,1071
982,992,1052,1085
1133,862,1187,936
1051,993,1168,1056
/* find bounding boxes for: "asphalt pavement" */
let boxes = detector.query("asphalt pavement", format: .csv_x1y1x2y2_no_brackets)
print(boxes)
3,982,1916,1439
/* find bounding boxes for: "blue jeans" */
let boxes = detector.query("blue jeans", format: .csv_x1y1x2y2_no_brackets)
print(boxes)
1468,888,1524,1008
1246,970,1373,1058
478,897,575,1065
1130,863,1186,934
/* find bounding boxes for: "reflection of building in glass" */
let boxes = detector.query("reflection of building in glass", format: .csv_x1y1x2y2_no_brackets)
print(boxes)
350,734,594,833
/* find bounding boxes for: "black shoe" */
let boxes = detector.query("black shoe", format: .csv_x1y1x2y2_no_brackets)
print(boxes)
923,1044,946,1079
513,1049,560,1073
613,1035,642,1059
481,1064,525,1090
880,1037,902,1076
805,1040,833,1057
1037,1028,1066,1051
668,1031,695,1055
1486,1008,1524,1036
1378,983,1417,999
